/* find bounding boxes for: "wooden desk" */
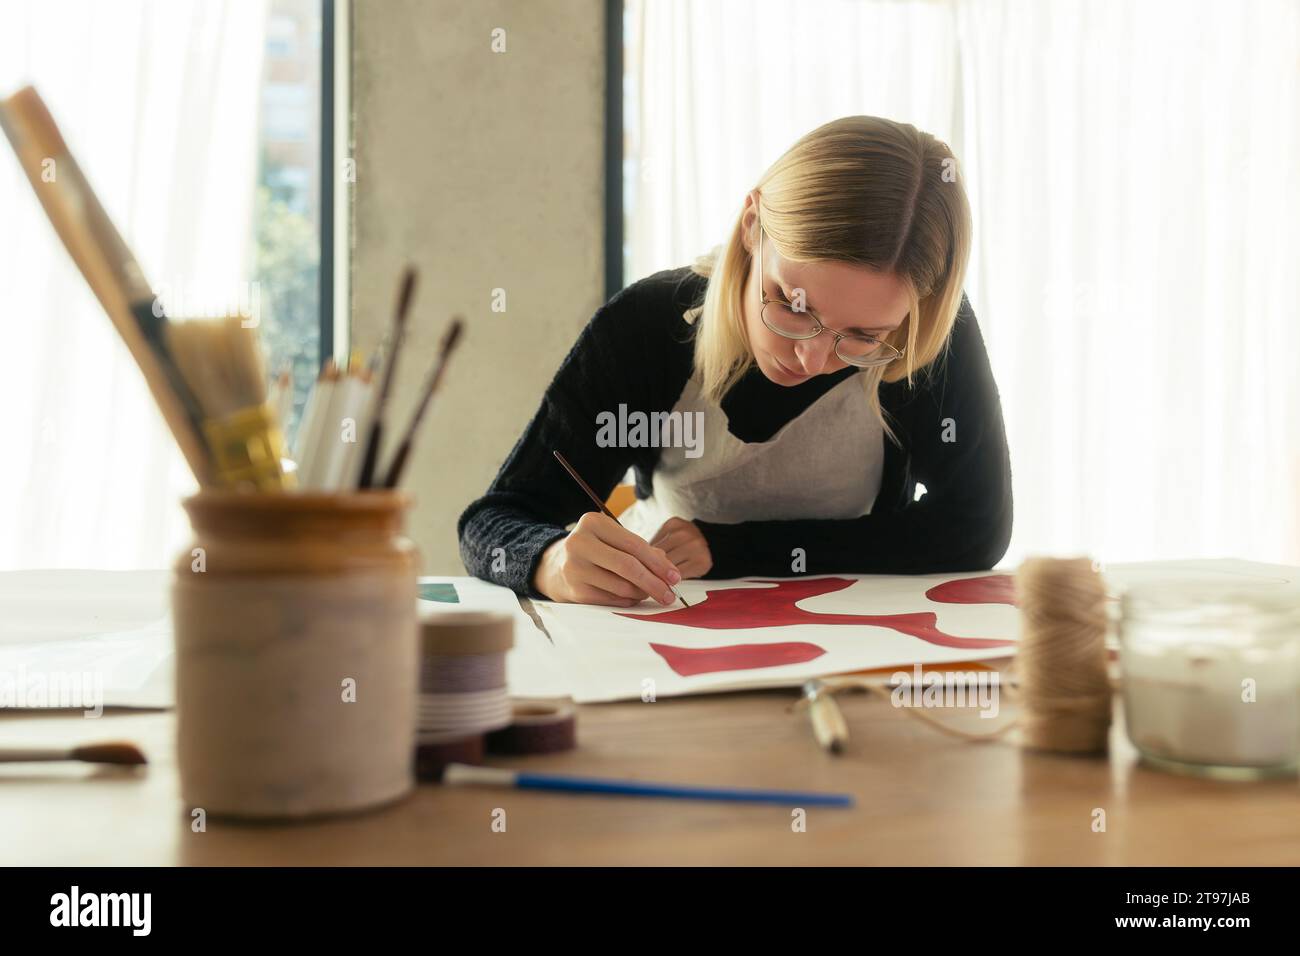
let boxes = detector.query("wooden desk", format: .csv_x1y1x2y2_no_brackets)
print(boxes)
3,692,1297,865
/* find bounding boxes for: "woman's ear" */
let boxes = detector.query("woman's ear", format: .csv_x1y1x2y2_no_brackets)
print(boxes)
739,190,761,253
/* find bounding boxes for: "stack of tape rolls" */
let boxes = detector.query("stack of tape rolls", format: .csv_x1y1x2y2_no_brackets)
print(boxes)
414,610,580,782
415,610,513,780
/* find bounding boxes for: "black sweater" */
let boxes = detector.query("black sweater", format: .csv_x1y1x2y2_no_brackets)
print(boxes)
458,267,1013,597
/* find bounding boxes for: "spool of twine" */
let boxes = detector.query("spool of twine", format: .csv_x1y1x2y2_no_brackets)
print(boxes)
1014,556,1112,753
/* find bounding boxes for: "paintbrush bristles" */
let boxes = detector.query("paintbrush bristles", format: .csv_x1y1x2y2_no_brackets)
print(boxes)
167,317,270,420
69,742,148,765
166,317,292,489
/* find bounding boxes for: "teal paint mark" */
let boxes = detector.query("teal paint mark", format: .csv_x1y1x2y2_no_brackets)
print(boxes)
419,582,460,604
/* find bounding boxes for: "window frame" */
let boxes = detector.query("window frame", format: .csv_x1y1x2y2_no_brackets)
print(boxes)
321,0,351,366
604,0,624,299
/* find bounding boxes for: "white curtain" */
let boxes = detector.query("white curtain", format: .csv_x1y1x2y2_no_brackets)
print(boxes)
628,0,961,277
629,0,1300,568
0,0,269,570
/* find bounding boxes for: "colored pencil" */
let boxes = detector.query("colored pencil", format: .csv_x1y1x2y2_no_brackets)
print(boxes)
293,360,336,487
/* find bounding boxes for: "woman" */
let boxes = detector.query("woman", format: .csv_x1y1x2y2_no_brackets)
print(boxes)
459,116,1012,606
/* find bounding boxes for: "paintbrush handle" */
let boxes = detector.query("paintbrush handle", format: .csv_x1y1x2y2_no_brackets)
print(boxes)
2,88,151,303
381,319,463,489
381,439,413,490
357,423,384,489
0,86,214,483
515,772,852,806
358,267,417,488
552,450,617,518
809,693,850,753
551,449,690,608
0,748,70,763
444,764,853,807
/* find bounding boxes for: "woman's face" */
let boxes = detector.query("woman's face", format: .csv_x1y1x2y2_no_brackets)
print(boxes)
741,194,911,387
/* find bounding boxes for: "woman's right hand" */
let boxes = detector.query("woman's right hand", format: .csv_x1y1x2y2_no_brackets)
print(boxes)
533,511,682,606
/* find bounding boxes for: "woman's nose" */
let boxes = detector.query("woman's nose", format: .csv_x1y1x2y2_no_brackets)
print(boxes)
794,334,836,374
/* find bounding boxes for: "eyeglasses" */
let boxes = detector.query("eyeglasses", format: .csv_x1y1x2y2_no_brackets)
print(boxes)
757,222,905,369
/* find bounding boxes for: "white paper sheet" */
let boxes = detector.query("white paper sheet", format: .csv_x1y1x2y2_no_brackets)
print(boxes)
417,575,572,699
0,570,569,711
0,570,174,711
0,617,173,711
535,559,1300,703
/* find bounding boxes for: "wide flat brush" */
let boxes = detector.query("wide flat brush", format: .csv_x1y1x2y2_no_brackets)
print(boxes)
0,85,213,483
167,317,294,490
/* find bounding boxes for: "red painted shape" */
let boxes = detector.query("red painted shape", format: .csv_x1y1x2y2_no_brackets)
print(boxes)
649,641,826,677
616,577,1014,653
924,574,1018,607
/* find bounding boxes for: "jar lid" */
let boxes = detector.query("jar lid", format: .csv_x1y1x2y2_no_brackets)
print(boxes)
420,610,514,656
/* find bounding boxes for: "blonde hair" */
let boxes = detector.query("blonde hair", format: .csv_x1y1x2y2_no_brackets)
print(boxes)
685,116,972,444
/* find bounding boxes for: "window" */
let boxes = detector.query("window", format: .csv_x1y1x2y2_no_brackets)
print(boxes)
0,0,341,569
255,0,327,437
617,0,1300,567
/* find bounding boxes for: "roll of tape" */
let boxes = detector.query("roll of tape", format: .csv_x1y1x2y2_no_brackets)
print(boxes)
485,700,578,755
414,734,484,782
417,691,514,735
420,611,514,656
420,653,506,692
416,611,513,742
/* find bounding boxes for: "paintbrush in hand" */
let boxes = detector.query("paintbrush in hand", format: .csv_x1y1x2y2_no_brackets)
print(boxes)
551,449,690,609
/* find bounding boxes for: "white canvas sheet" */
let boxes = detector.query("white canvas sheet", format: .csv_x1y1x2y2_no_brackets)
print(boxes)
534,559,1299,703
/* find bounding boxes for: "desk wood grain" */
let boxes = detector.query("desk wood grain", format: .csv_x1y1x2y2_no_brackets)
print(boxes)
2,692,1297,865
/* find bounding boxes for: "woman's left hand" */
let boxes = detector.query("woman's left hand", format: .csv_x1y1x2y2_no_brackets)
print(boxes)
650,517,713,580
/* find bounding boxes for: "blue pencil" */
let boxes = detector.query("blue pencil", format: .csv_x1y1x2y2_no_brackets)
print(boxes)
442,764,854,807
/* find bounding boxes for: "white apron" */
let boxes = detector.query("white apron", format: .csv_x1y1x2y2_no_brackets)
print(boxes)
620,373,885,540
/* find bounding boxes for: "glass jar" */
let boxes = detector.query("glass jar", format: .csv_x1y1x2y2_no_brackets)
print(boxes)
1119,581,1300,780
173,490,420,818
